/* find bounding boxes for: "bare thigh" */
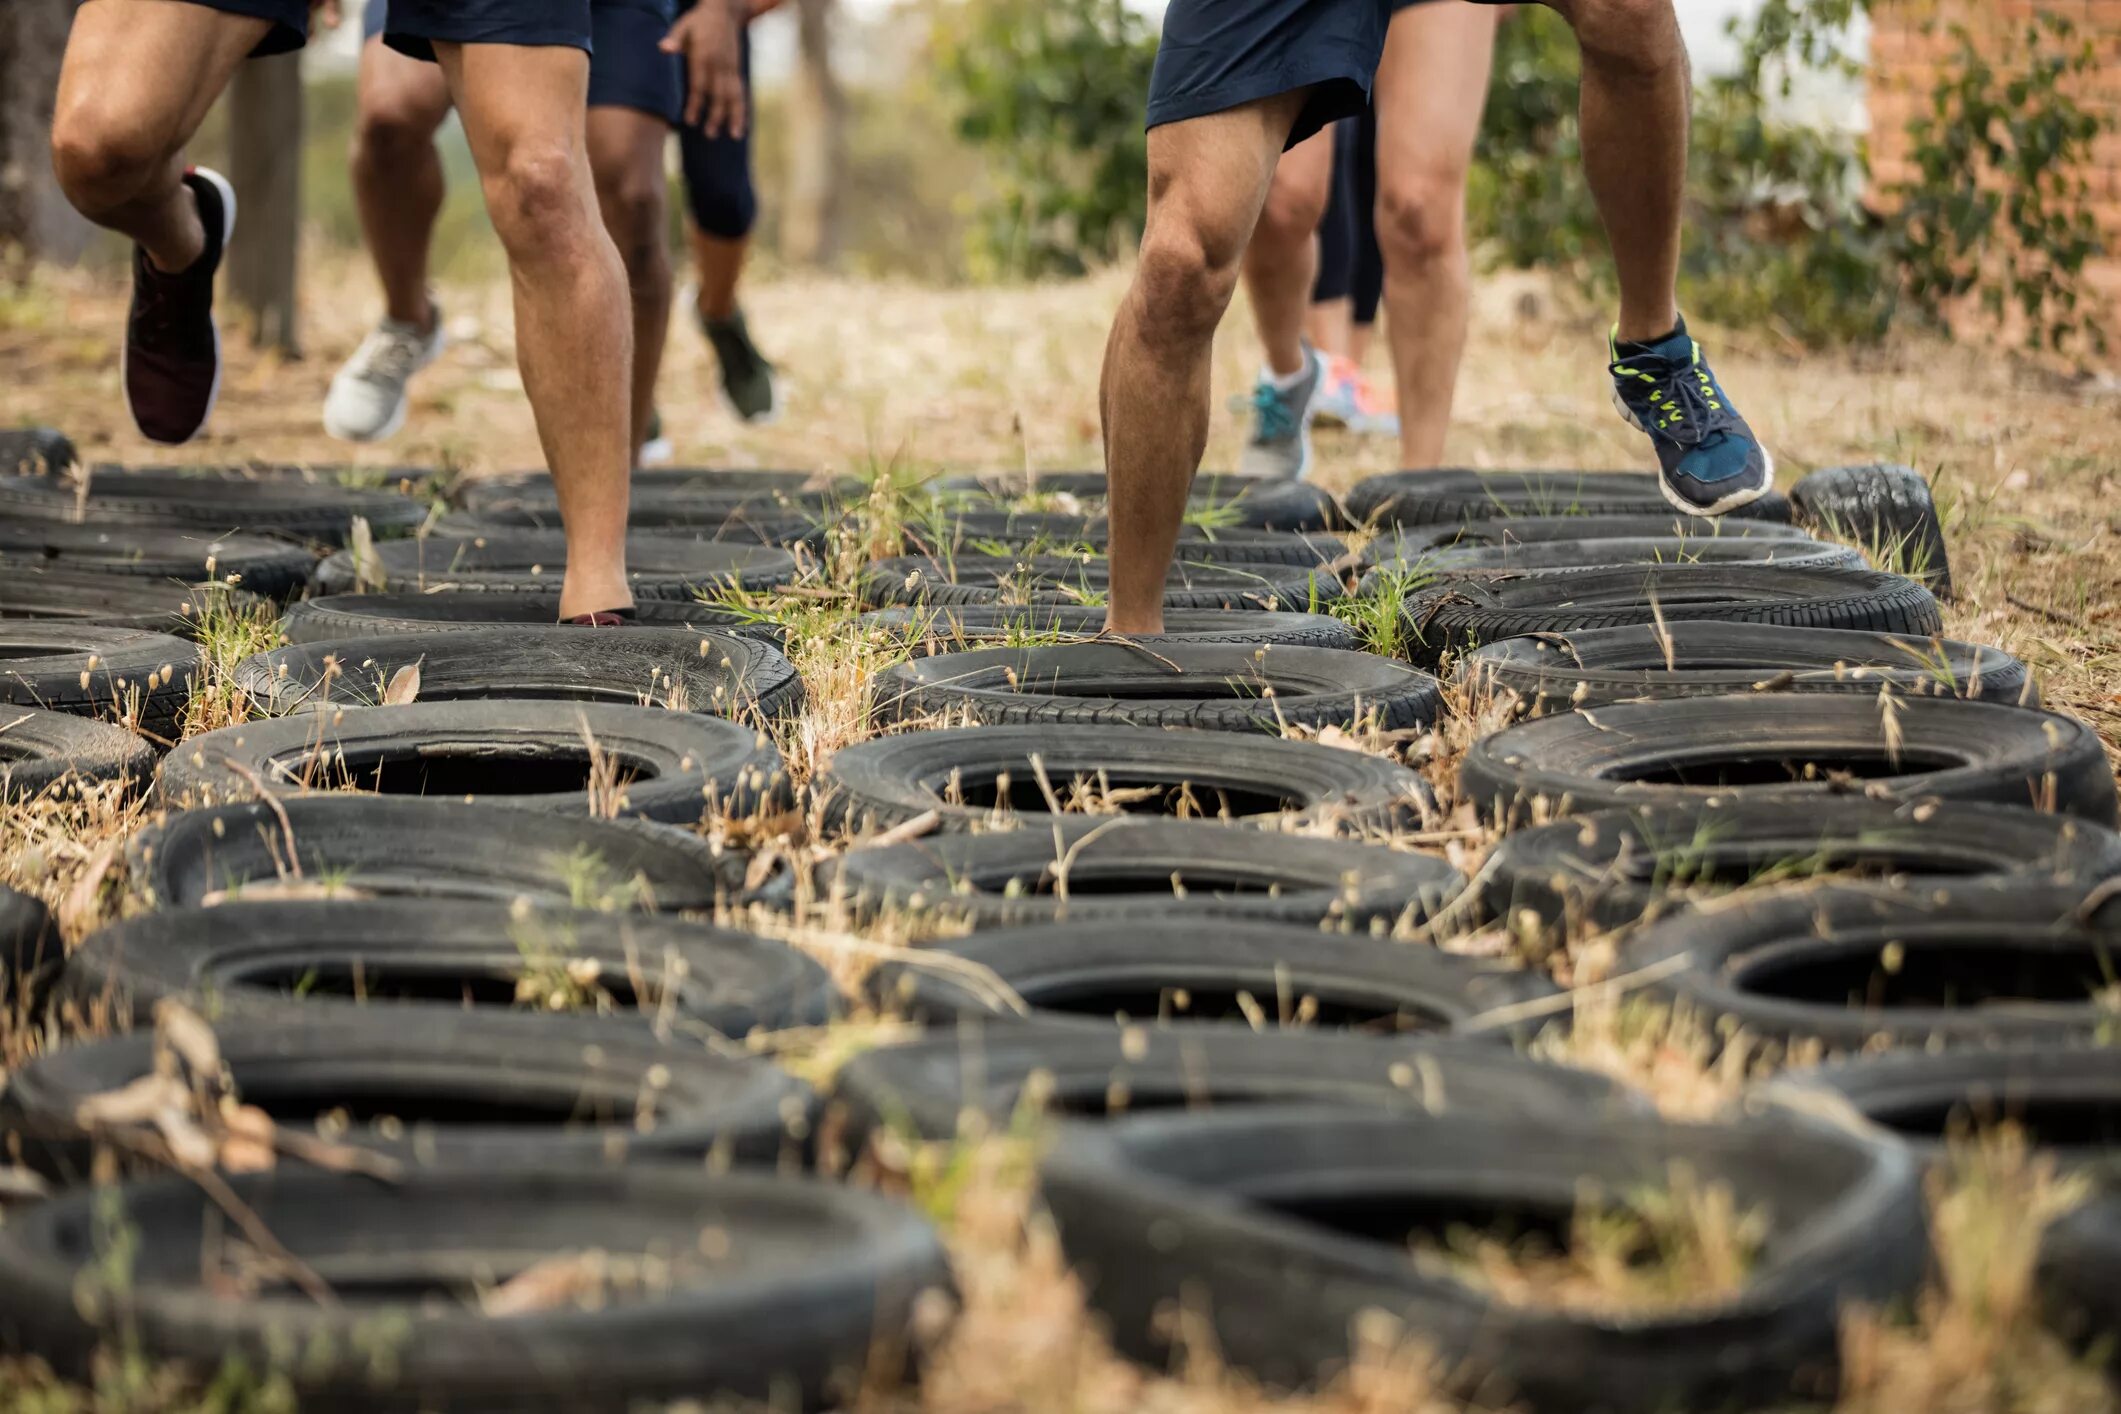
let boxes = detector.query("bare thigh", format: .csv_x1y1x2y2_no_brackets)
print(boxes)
356,32,454,134
1142,91,1311,275
55,0,272,173
1372,1,1497,193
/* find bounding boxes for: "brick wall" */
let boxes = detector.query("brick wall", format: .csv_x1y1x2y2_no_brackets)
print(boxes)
1868,0,2121,331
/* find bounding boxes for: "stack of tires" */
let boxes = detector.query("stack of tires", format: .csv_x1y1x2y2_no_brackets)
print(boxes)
2,447,2117,1412
0,451,947,1411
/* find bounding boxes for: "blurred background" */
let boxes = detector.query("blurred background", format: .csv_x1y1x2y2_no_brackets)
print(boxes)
3,0,2113,345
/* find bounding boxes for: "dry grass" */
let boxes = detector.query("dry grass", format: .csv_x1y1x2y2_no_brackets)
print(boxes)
3,250,2120,1411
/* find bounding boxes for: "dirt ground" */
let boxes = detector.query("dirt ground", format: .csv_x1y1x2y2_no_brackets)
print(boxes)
2,250,2120,1412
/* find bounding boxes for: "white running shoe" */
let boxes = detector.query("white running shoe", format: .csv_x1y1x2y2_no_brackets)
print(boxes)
323,309,445,442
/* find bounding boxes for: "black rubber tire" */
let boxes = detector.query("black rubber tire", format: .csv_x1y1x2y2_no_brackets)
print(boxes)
62,897,835,1038
870,643,1442,734
1403,566,1943,668
858,554,1340,613
866,918,1554,1032
159,701,788,825
0,472,426,546
0,623,200,735
1593,880,2121,1055
902,512,1347,568
127,795,744,909
1384,535,1866,582
83,461,442,499
0,707,154,799
0,428,77,476
858,605,1359,652
1478,799,2121,936
0,521,317,599
0,885,54,1010
2037,1190,2121,1373
0,567,268,637
1460,622,2036,715
282,590,787,651
1766,1046,2121,1177
461,467,856,510
432,507,833,552
1380,513,1820,558
829,1023,1633,1142
2,1006,816,1182
1038,1105,1926,1413
933,471,1342,532
0,1166,953,1413
819,724,1434,835
1791,463,1953,598
312,531,799,599
812,819,1462,932
1459,695,2120,830
1346,468,1795,528
237,627,804,723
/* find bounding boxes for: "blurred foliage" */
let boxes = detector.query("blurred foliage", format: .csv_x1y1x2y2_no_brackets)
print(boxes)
931,0,1156,279
1472,1,2111,356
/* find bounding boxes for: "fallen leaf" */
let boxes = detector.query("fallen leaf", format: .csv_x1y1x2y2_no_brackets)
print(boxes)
481,1252,608,1316
73,1072,188,1127
154,1000,222,1079
220,1103,278,1173
59,840,120,937
382,661,422,706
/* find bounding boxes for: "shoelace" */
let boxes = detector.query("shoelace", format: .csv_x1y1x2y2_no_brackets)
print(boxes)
350,328,428,387
1250,382,1298,443
1613,352,1735,449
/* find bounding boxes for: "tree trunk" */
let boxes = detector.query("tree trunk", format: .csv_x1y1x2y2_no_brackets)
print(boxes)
228,52,303,356
782,0,843,268
0,0,89,263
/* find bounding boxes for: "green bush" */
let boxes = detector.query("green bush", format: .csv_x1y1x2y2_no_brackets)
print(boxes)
931,0,1157,279
1470,2,2111,356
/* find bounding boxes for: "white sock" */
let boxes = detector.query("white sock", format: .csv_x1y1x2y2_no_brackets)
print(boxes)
1259,356,1312,393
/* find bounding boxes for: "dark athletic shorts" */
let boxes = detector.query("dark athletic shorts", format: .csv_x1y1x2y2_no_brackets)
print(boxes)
1146,0,1448,151
377,0,593,62
88,0,311,57
364,0,679,121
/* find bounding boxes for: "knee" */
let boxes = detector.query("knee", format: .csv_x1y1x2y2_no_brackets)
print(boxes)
594,170,668,277
50,96,170,217
1551,0,1682,73
1375,171,1468,270
1134,220,1242,346
352,103,439,172
482,143,592,258
1253,172,1330,252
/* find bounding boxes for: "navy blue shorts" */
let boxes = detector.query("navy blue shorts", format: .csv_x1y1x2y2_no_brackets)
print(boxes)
98,0,310,57
366,0,679,122
378,0,594,62
1146,0,1441,150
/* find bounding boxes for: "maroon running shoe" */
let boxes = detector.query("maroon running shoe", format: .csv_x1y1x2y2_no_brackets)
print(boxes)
564,610,636,627
124,166,236,445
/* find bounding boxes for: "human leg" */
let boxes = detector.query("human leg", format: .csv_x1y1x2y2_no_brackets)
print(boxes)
1522,0,1771,512
1372,0,1495,469
677,26,776,422
326,4,454,443
51,0,295,442
1103,95,1308,634
428,34,636,617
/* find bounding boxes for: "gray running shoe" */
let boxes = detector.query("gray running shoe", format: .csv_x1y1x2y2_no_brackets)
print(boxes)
702,307,779,423
323,306,445,443
1236,346,1326,481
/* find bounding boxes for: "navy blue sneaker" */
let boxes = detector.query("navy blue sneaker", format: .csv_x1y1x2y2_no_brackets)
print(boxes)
1609,319,1773,516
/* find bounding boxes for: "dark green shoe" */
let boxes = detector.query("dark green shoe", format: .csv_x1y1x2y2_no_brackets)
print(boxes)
701,307,779,424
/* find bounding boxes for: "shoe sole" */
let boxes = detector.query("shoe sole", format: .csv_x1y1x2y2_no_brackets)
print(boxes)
1611,387,1776,517
125,166,237,446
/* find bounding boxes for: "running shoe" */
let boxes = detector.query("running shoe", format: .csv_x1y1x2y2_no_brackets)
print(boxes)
1609,318,1773,516
702,306,779,423
1311,356,1400,439
640,409,675,467
324,303,446,443
124,167,236,445
1236,346,1326,481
